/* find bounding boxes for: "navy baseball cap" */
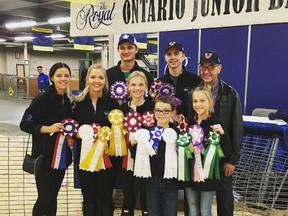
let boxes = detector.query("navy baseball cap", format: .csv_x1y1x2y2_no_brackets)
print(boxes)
164,41,185,54
118,34,137,46
199,51,221,65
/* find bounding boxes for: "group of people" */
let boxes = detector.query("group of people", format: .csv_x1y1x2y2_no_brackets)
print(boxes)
20,33,243,216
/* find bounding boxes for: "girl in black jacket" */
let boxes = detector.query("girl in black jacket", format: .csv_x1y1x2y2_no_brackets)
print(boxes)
20,62,72,216
185,86,231,216
73,64,119,216
120,71,154,216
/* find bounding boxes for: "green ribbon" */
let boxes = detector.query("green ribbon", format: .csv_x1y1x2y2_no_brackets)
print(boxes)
203,131,225,180
176,132,192,181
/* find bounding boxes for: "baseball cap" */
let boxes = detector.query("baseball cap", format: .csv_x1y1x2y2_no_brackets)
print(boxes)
199,51,221,65
118,34,137,46
164,41,185,54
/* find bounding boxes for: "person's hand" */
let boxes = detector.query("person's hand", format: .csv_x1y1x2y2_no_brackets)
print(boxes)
223,162,235,177
174,114,185,124
130,138,137,146
210,124,224,135
50,123,64,134
188,142,195,153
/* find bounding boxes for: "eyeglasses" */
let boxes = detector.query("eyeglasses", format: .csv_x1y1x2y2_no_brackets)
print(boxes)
199,64,218,72
154,109,172,115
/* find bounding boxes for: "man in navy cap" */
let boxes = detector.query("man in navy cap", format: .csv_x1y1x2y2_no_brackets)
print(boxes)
157,41,202,116
199,50,243,216
107,33,154,90
106,34,154,216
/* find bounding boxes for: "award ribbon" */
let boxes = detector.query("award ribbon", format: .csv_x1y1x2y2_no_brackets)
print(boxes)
61,118,79,147
51,118,79,169
188,124,206,182
162,128,178,179
133,129,155,178
79,126,112,172
90,122,101,141
108,109,127,156
149,126,164,154
78,124,95,164
157,82,175,97
177,116,189,133
203,131,224,180
149,80,163,98
176,132,192,181
142,111,155,128
110,81,128,105
123,111,143,171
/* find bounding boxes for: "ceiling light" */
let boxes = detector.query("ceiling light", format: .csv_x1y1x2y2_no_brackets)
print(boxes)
15,36,34,41
5,21,37,29
49,34,66,39
0,38,7,42
48,17,71,24
95,46,102,51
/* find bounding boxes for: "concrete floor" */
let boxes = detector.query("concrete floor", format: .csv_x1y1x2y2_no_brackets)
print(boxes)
0,91,30,136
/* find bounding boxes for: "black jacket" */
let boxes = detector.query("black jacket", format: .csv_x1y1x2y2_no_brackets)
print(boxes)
107,61,154,89
211,79,243,165
72,92,119,164
120,97,154,116
20,85,72,168
187,114,232,191
120,97,154,159
158,66,202,116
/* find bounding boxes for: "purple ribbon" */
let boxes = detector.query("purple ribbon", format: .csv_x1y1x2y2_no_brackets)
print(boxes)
110,81,128,99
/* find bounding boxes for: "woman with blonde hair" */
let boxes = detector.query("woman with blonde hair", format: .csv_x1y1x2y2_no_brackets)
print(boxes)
73,64,119,216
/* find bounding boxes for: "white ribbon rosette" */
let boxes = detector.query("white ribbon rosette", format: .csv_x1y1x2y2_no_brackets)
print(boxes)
162,128,178,179
133,128,155,178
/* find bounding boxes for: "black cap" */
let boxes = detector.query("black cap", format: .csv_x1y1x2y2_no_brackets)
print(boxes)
199,51,221,65
164,41,185,54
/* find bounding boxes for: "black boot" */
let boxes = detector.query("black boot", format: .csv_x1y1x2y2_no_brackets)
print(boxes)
83,203,95,216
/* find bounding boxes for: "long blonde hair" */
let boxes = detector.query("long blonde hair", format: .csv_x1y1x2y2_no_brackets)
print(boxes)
74,64,108,102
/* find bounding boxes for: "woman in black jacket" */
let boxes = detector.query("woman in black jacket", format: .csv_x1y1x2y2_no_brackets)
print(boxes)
20,62,72,216
73,64,119,216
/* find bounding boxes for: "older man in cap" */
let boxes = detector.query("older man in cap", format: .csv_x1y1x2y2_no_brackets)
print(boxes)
199,50,243,216
107,33,154,90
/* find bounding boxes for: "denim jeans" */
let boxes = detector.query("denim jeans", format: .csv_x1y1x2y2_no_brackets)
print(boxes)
146,179,178,216
185,188,214,216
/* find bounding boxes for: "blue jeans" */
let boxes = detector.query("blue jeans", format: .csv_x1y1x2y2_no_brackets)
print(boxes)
185,188,214,216
146,179,178,216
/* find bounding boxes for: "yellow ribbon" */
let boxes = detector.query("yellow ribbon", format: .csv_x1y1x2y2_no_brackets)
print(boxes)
108,109,127,156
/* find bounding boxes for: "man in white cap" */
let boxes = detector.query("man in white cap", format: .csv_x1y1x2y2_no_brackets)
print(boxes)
107,33,154,89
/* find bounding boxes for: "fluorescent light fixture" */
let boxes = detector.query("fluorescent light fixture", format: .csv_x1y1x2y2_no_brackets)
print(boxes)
15,36,34,41
48,17,71,24
0,38,7,42
94,46,102,51
5,21,37,29
48,34,66,39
